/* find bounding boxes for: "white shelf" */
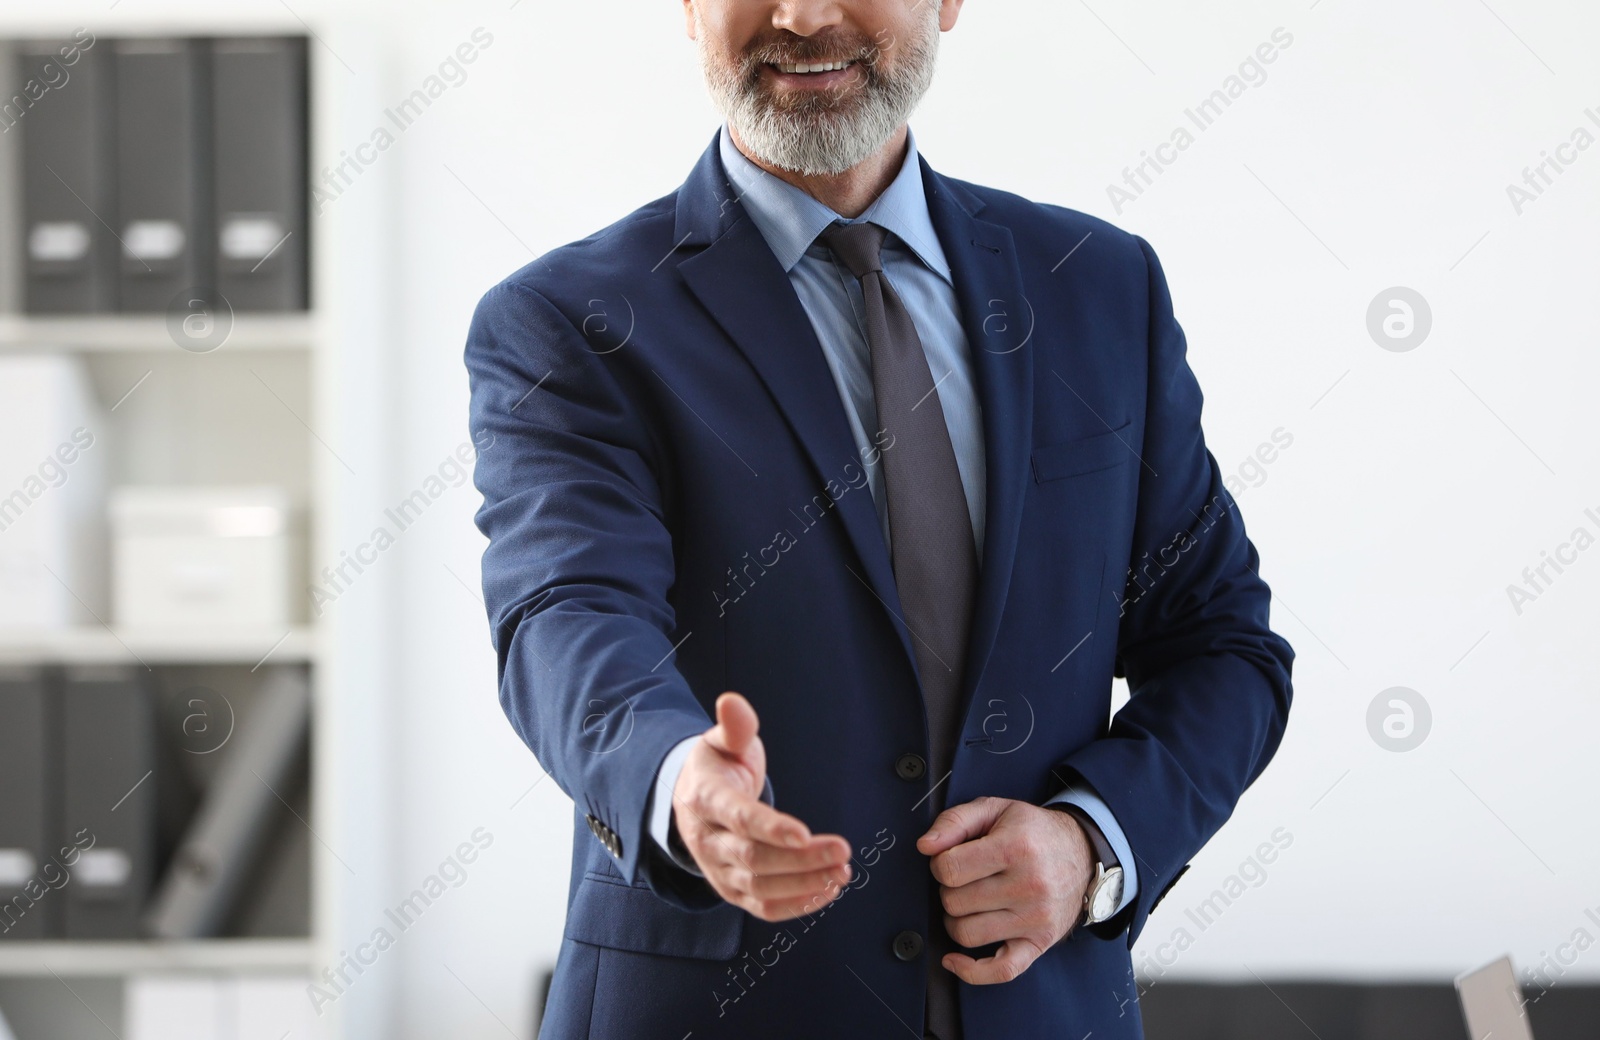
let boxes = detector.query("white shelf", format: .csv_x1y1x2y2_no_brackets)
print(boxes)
0,626,316,666
0,939,315,977
0,314,317,353
0,21,387,1036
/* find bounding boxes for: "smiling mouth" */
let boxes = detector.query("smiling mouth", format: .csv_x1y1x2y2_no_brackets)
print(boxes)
769,58,858,74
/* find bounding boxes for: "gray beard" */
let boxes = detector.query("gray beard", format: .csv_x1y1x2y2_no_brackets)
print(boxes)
696,9,940,177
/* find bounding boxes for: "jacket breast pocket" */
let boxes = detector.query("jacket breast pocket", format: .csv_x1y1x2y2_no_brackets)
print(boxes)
1031,422,1135,482
564,873,744,961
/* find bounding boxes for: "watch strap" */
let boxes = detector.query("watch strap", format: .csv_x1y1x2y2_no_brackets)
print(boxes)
1054,803,1124,926
1057,803,1117,870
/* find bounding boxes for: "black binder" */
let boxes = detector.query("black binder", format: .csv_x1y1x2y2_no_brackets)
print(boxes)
61,666,159,939
211,37,308,311
113,38,212,313
18,38,117,314
0,668,58,940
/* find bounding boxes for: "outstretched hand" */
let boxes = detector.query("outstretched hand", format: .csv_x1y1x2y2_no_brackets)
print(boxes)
671,692,853,922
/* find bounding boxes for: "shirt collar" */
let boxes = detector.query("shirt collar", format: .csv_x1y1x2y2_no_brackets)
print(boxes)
717,120,952,283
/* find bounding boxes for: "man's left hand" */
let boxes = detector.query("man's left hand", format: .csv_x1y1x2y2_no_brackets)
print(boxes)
915,796,1095,985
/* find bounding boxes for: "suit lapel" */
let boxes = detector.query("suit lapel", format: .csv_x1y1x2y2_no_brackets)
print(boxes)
673,134,917,672
671,132,1036,738
918,156,1036,728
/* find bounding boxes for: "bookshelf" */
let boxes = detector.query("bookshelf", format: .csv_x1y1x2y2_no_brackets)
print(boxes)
0,16,395,1040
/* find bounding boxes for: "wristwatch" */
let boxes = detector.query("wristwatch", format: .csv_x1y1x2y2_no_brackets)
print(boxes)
1054,804,1125,926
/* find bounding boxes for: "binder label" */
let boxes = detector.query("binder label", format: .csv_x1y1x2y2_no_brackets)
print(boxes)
28,221,91,263
220,214,287,262
0,828,96,935
0,850,37,887
75,847,132,888
122,220,186,263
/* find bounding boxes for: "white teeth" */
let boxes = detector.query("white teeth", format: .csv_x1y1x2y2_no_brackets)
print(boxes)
775,60,852,74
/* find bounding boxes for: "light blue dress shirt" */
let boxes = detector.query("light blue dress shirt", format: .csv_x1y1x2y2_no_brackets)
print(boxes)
645,122,1137,918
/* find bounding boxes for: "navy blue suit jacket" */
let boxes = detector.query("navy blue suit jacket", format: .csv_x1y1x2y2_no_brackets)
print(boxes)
465,129,1294,1040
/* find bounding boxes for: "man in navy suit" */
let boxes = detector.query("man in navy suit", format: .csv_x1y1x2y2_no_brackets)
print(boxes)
466,1,1294,1037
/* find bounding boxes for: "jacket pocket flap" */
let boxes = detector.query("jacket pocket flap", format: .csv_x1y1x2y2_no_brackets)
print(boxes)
565,874,744,961
1031,423,1135,482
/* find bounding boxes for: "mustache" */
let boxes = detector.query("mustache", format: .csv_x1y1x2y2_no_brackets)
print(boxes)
747,33,883,69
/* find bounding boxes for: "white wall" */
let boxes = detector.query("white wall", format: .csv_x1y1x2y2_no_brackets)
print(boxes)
15,0,1598,1034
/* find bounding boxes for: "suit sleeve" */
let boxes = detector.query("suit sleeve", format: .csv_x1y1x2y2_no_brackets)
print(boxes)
465,280,725,912
1052,235,1295,947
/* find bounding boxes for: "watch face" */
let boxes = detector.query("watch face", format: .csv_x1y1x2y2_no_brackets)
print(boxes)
1089,866,1124,922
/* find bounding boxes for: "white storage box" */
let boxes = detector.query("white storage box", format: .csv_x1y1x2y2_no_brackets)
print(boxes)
0,355,107,630
110,486,293,629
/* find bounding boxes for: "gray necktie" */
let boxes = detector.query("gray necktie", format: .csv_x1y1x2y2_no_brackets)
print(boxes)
820,219,976,1040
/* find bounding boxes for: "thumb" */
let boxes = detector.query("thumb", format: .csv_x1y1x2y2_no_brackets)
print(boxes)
704,692,765,782
917,796,1009,855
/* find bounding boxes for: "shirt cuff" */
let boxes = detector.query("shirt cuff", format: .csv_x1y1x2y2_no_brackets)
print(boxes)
646,735,776,878
648,736,704,876
1043,783,1139,916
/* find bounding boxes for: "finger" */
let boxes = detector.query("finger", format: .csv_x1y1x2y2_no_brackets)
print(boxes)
918,796,1009,856
701,784,810,849
943,907,1028,951
706,691,759,759
742,882,848,923
696,828,850,877
740,833,853,875
938,872,1023,919
942,937,1043,986
746,862,852,902
928,832,1008,889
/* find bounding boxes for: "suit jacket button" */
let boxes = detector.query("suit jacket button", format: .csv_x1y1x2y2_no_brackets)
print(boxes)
587,815,600,833
894,754,926,781
892,930,923,961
